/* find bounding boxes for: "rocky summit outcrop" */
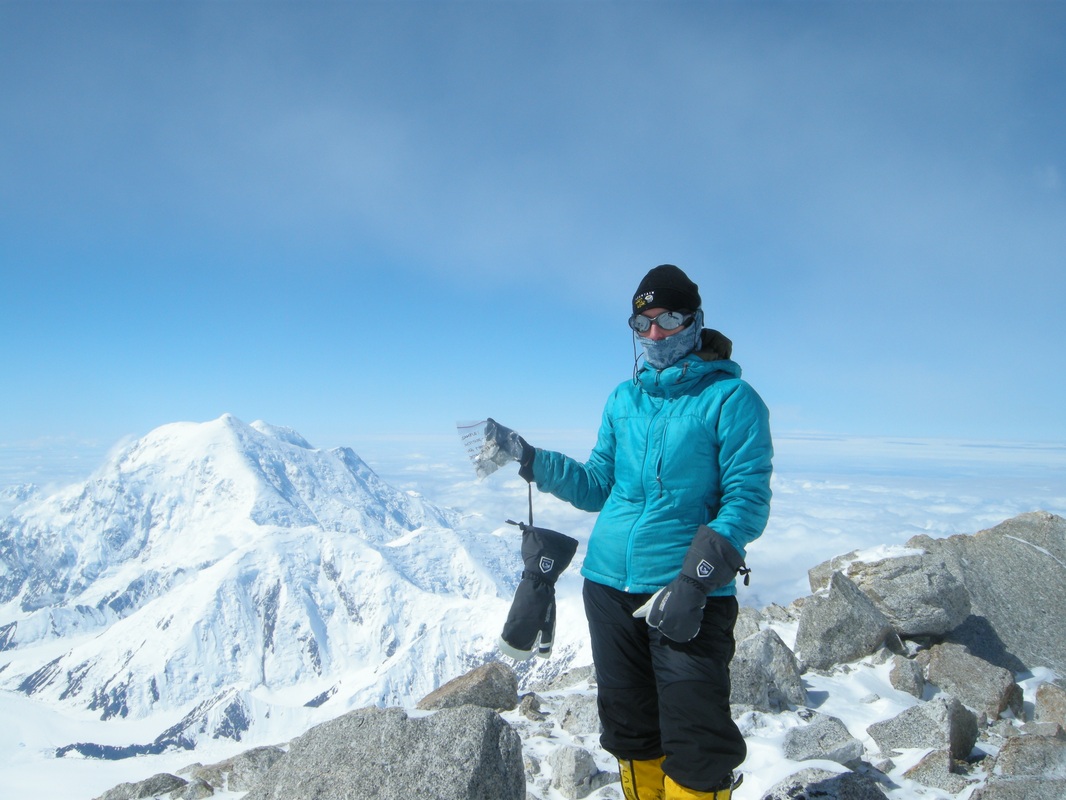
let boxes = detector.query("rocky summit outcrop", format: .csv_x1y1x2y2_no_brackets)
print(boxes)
800,511,1065,678
915,511,1066,676
810,550,972,638
89,511,1065,800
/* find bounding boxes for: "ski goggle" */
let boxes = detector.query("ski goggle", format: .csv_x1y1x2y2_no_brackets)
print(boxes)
628,310,694,334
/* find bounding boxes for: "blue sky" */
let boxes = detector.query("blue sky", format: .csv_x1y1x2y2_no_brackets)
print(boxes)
2,1,1065,453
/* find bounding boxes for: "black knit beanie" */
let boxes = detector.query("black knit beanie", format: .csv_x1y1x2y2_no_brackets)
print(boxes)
632,264,702,314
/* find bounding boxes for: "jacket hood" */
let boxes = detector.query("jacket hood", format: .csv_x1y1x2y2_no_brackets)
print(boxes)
696,328,732,361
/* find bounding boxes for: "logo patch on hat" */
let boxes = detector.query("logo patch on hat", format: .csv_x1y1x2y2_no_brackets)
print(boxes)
634,291,655,310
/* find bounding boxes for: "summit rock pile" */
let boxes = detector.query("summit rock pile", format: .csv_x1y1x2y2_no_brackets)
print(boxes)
92,511,1066,800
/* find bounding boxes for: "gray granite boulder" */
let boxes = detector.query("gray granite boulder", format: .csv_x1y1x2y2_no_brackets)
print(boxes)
93,773,187,800
518,692,547,721
976,734,1066,799
730,627,808,711
1036,682,1066,726
243,705,524,800
866,696,978,761
919,642,1023,721
808,552,855,594
782,711,864,766
888,655,924,698
554,692,601,735
837,553,971,638
181,745,286,792
547,745,615,800
760,767,888,799
902,749,978,795
794,572,895,670
175,778,214,799
734,605,763,642
416,660,519,711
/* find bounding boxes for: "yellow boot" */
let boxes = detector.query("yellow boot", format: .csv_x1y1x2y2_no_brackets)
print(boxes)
618,755,666,800
664,773,741,799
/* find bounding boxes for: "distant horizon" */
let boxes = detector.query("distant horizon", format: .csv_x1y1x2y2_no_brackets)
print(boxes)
3,413,1066,490
3,409,1063,614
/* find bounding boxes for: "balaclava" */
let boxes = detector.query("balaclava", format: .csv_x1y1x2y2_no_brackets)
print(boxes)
632,264,704,370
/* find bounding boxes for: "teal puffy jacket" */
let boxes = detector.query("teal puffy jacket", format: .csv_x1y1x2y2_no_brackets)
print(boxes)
530,332,773,596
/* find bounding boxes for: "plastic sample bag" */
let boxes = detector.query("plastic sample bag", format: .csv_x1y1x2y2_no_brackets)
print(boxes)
457,419,513,479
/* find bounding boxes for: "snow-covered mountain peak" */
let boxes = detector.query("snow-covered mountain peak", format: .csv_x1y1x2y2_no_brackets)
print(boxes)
0,417,527,734
2,415,456,610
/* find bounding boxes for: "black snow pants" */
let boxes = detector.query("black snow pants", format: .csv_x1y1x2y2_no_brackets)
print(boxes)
582,578,746,792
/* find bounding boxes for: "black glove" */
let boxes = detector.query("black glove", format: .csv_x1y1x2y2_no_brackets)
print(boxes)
499,523,578,660
634,525,748,643
484,418,535,482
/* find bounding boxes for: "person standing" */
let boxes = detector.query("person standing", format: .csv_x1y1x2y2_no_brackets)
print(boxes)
486,263,773,799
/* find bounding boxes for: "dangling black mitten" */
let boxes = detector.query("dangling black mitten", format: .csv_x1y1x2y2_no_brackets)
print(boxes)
499,524,578,660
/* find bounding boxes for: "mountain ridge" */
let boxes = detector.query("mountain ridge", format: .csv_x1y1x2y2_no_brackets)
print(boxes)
0,415,541,750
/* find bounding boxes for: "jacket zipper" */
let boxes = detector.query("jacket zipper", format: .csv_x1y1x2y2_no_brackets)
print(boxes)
654,414,668,499
653,362,689,497
625,398,669,590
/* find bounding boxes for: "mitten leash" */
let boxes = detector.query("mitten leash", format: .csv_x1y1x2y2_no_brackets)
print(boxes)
505,480,536,530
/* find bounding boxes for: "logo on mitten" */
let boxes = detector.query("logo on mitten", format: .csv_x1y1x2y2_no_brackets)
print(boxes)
696,559,715,580
539,556,555,573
